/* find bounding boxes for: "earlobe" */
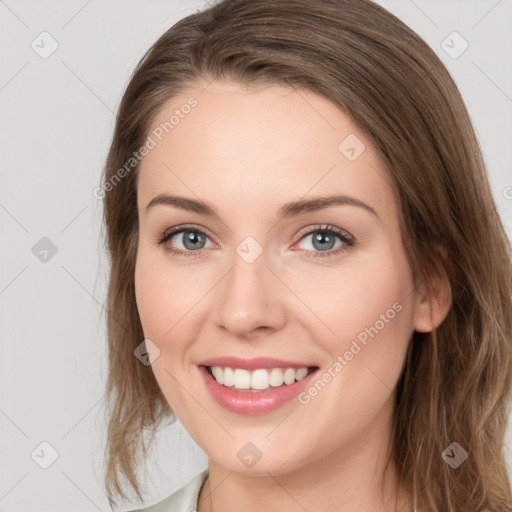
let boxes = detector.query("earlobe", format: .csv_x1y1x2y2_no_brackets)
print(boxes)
413,248,453,333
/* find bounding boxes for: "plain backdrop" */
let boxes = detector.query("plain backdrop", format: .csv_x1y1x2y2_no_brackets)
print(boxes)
1,0,511,510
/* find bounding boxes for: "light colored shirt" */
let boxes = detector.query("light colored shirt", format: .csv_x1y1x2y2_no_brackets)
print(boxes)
130,469,209,512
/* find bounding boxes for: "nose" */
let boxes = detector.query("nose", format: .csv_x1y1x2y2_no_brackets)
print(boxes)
213,244,287,340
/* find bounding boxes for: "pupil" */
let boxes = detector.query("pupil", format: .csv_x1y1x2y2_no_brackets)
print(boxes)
184,231,204,250
313,232,334,251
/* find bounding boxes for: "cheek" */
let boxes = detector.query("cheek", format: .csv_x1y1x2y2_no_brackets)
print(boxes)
326,267,415,401
283,262,414,452
134,247,205,342
134,251,198,412
287,256,416,419
134,256,169,340
285,253,414,356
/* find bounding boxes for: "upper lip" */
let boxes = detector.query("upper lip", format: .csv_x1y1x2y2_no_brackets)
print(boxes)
199,356,317,371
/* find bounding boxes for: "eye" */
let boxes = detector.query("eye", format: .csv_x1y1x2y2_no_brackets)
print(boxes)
295,224,354,259
155,224,214,258
155,223,355,259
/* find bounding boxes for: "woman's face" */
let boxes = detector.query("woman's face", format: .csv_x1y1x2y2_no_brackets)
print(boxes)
135,79,427,477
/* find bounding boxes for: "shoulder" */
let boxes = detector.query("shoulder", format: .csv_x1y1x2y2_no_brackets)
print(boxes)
128,469,209,512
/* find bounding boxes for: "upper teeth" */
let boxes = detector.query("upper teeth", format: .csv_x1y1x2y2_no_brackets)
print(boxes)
210,366,309,391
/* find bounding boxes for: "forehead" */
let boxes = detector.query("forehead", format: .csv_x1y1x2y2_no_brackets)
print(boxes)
137,80,394,223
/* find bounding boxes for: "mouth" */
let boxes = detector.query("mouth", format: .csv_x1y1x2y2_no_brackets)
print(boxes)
198,360,320,415
204,365,318,393
197,355,321,414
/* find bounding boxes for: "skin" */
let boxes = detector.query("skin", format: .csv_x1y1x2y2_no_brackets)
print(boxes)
134,79,452,512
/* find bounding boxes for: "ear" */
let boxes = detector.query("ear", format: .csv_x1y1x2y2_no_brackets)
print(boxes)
413,246,453,333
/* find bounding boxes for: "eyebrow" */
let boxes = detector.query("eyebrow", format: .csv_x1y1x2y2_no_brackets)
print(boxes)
145,193,379,220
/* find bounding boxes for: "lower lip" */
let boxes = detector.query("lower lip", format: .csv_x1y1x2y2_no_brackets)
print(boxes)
198,365,318,415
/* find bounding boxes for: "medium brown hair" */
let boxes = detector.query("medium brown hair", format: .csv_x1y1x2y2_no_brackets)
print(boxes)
100,0,512,509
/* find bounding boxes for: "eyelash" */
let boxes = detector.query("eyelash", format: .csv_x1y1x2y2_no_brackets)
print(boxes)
155,223,355,259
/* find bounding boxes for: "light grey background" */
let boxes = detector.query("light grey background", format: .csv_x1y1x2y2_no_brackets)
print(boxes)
1,0,511,510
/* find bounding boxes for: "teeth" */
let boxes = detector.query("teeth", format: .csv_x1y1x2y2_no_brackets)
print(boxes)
283,368,296,385
211,366,223,384
233,369,251,389
269,368,284,387
296,367,308,380
251,369,269,390
223,367,234,387
209,366,312,391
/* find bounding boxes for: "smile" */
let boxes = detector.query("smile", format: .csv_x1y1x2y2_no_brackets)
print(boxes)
198,357,320,415
206,365,316,391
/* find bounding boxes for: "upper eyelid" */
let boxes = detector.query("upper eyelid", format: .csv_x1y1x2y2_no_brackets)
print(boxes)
161,223,215,242
296,224,352,239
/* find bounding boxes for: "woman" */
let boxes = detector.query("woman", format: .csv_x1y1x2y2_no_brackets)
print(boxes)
100,0,512,510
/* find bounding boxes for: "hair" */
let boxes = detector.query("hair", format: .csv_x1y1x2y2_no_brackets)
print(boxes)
100,0,512,510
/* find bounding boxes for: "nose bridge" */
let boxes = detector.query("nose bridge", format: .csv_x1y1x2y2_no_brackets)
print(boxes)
213,237,285,337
